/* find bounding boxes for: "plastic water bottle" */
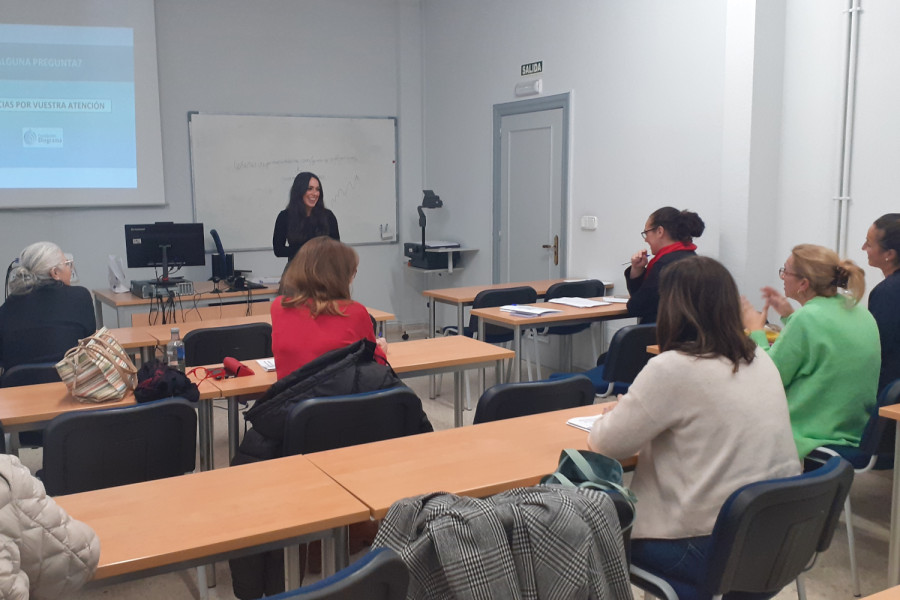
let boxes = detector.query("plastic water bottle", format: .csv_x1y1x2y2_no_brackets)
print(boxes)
166,327,185,372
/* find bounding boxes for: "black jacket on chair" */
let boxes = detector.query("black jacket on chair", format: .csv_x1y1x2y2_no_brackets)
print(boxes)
229,339,429,600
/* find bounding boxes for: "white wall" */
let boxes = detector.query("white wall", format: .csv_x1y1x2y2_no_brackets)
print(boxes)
1,0,427,326
421,0,727,295
777,0,900,301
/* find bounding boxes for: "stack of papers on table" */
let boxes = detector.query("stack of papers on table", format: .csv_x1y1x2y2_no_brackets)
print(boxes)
256,358,276,372
547,297,609,308
499,305,562,317
566,414,605,432
600,296,629,304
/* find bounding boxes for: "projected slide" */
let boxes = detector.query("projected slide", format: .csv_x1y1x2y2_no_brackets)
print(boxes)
0,24,137,189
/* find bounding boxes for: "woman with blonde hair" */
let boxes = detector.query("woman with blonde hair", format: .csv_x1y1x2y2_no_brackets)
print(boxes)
0,241,95,372
742,244,880,458
270,236,385,379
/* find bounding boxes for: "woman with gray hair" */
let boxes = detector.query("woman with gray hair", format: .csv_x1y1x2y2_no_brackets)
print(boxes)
0,242,95,373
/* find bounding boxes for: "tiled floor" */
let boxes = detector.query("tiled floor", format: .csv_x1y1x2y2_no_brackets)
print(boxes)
17,354,896,599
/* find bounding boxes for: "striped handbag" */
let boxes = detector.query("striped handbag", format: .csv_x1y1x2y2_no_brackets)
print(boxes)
55,327,138,403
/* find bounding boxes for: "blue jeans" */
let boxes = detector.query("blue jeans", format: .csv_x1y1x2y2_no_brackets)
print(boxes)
631,536,711,585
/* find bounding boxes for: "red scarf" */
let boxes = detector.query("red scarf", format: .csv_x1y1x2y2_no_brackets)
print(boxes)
645,241,697,275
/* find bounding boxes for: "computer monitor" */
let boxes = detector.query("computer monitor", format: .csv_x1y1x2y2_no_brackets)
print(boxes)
124,222,205,284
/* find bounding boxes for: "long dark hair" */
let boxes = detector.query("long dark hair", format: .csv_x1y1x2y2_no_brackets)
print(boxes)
649,207,705,243
286,172,327,244
657,256,756,372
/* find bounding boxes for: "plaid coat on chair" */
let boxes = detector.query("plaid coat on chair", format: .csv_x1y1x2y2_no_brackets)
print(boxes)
374,486,632,600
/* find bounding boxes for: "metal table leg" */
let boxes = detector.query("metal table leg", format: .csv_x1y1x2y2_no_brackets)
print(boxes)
227,397,239,463
454,371,463,427
513,326,522,382
428,298,436,399
197,401,214,471
889,421,900,585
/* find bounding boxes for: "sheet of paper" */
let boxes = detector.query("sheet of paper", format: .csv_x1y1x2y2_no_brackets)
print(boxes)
600,296,629,304
256,358,276,372
547,297,609,308
566,414,605,432
499,305,562,317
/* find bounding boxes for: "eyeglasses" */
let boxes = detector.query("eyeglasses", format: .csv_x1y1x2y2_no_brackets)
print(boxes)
640,226,658,240
778,267,803,279
187,366,227,382
60,259,74,268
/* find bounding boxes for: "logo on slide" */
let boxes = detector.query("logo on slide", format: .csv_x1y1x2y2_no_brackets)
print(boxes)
22,128,63,148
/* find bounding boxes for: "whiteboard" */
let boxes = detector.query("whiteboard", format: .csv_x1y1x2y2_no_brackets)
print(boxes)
188,113,398,251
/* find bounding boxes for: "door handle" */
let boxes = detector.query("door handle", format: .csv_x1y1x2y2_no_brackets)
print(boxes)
540,235,559,266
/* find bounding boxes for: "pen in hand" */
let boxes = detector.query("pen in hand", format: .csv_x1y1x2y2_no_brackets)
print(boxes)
621,255,653,266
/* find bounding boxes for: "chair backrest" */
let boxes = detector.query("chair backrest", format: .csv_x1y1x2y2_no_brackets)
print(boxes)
41,398,197,495
0,362,61,388
0,421,5,454
702,456,854,596
2,324,85,371
182,322,273,366
858,378,900,459
544,279,603,300
602,324,657,384
468,286,537,341
542,280,605,336
264,547,408,600
473,374,595,424
283,386,425,456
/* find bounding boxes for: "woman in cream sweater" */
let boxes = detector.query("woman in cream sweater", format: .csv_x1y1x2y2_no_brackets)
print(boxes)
589,256,800,584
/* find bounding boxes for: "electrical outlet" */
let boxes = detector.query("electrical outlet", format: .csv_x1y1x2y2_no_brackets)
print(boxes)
580,216,598,230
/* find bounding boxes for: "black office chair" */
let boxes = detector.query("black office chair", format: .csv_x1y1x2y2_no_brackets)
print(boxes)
537,279,605,375
0,421,6,454
0,324,86,372
259,547,408,600
473,374,595,424
183,322,273,366
231,386,426,597
41,398,197,496
0,362,62,449
630,456,854,600
442,286,541,399
573,323,657,397
809,378,900,596
282,386,426,456
0,362,61,387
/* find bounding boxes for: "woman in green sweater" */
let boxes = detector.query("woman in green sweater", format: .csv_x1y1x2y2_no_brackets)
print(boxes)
741,244,880,458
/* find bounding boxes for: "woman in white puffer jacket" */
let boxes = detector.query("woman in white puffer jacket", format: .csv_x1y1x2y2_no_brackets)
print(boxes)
0,454,99,599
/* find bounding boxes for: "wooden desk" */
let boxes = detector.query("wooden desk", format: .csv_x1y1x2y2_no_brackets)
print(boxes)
55,454,370,587
0,375,219,467
93,281,280,328
647,344,660,355
422,279,613,340
308,403,628,520
0,382,137,434
124,308,396,350
209,336,515,463
471,300,629,382
878,403,900,585
864,585,900,600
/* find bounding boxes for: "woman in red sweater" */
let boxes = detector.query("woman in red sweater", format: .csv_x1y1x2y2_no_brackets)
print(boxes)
271,236,386,379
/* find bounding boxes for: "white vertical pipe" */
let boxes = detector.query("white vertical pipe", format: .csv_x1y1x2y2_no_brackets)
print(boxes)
834,0,862,256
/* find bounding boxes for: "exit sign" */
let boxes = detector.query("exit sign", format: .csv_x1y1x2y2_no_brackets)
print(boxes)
521,61,542,76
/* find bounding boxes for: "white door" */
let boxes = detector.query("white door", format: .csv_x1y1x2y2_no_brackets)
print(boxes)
495,100,567,282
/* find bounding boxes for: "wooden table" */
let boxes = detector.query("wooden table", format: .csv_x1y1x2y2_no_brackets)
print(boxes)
422,279,613,396
93,281,280,328
55,454,370,587
308,403,629,519
210,336,515,463
864,585,900,600
121,308,395,352
878,403,900,585
471,300,629,382
422,278,613,342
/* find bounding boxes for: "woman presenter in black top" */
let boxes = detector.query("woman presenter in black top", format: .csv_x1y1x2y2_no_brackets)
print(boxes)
272,172,340,263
